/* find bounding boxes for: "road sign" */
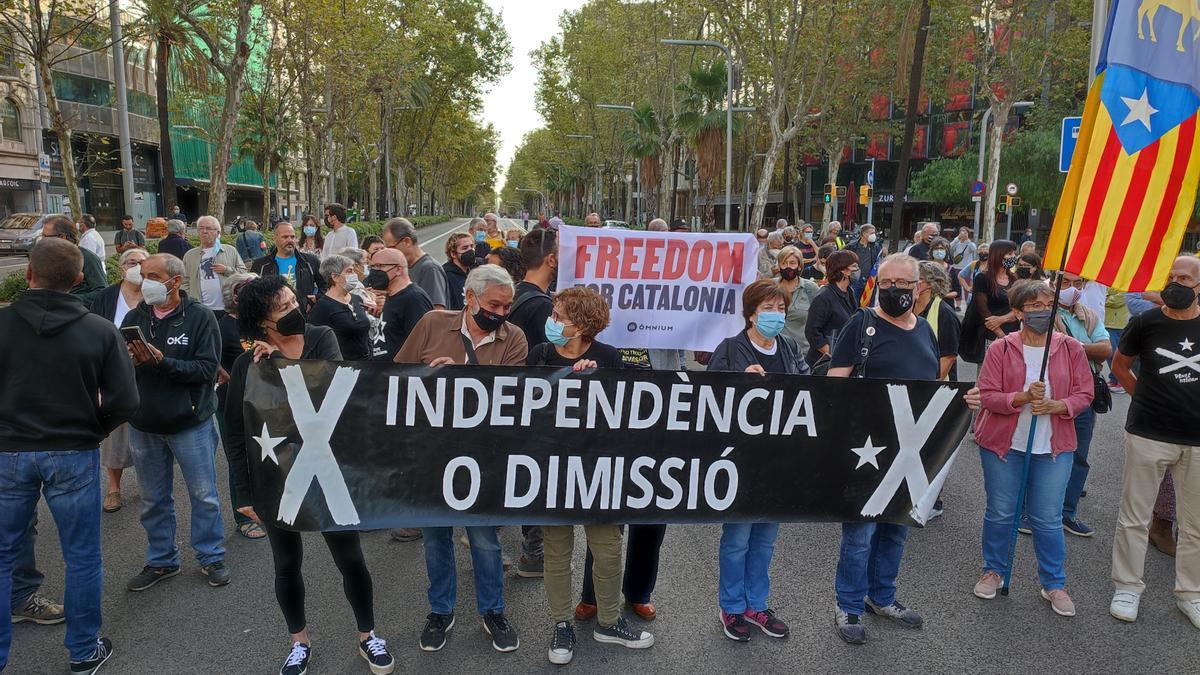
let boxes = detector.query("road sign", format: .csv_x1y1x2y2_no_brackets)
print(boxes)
971,195,982,203
1005,182,1019,196
866,170,875,186
970,180,985,197
1060,116,1082,173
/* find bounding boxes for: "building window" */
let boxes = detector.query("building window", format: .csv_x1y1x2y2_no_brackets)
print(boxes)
0,98,18,141
52,72,113,107
127,90,157,118
0,45,16,77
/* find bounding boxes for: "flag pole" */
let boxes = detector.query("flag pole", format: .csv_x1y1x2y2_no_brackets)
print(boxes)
1000,206,1074,596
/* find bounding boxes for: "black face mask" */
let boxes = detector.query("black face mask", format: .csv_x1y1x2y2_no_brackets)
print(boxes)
1016,267,1035,279
472,305,507,332
458,249,477,269
1003,255,1018,269
272,307,306,336
366,268,390,290
779,267,800,281
878,287,914,318
1161,281,1198,310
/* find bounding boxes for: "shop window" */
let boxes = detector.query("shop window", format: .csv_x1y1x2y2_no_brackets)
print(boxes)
52,72,112,107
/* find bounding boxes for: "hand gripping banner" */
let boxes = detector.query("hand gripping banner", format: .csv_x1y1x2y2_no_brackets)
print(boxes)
242,360,972,531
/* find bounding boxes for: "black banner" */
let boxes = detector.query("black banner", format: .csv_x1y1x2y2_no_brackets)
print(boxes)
242,361,972,531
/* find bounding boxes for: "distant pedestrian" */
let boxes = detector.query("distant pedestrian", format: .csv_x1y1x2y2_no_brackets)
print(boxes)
114,215,145,254
235,219,266,262
182,216,246,315
157,219,193,260
39,215,106,306
321,202,359,258
77,214,107,271
383,217,450,310
0,238,139,673
298,215,324,256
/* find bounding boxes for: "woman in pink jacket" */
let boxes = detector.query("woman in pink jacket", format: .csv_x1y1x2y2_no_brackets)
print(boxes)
970,280,1094,617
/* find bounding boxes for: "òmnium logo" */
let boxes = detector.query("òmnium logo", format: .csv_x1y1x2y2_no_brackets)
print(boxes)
627,323,674,332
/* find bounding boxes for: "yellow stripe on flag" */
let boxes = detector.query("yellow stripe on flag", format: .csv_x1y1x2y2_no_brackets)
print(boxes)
1046,78,1105,268
1106,128,1180,289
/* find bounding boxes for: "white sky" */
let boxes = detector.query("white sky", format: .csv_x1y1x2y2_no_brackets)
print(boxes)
484,0,586,196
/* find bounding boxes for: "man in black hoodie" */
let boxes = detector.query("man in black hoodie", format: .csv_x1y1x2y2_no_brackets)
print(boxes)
0,238,138,673
119,253,231,592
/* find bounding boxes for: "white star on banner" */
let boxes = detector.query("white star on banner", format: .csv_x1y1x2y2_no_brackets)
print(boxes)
254,423,286,465
1181,338,1195,352
1120,89,1158,132
850,436,887,470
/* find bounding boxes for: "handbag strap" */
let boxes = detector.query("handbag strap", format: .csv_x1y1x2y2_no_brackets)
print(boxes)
459,333,480,365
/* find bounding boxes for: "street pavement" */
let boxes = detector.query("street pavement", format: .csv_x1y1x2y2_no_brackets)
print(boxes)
6,286,1196,673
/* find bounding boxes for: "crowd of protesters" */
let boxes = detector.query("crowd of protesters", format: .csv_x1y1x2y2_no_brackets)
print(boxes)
0,210,1196,675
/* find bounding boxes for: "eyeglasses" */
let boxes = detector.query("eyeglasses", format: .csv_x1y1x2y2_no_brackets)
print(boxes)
1022,302,1055,311
876,279,918,290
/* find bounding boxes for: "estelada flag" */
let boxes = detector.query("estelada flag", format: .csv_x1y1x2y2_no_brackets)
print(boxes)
1045,0,1200,292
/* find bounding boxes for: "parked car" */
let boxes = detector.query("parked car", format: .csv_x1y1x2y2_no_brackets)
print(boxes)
602,220,629,229
0,213,54,255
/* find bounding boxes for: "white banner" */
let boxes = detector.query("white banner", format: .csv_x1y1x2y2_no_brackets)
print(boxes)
556,225,759,351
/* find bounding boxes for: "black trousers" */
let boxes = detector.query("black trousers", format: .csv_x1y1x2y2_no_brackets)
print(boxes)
264,523,374,634
581,524,666,605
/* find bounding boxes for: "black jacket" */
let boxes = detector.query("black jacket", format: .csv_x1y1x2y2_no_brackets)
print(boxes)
88,282,123,320
805,284,857,365
250,249,326,314
224,326,341,509
157,234,193,260
707,330,809,375
0,289,139,451
120,292,221,434
443,261,467,311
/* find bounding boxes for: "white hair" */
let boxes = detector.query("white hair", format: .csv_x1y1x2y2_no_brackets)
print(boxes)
319,253,354,282
465,263,513,298
119,248,148,265
879,253,920,279
166,219,186,235
221,272,257,310
196,215,219,230
338,247,367,266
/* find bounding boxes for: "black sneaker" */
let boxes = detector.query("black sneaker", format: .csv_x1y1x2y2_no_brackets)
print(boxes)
279,641,310,675
69,637,113,674
420,612,454,652
201,561,231,587
1062,517,1094,537
547,621,576,665
593,616,654,649
482,610,519,652
359,631,395,674
720,611,752,642
126,566,180,592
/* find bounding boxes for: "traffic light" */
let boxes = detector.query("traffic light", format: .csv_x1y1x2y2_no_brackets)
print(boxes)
858,185,871,205
997,199,1008,214
835,185,848,199
1010,196,1022,207
823,183,833,203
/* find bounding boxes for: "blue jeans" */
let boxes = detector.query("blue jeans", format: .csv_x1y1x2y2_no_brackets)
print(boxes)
835,522,908,615
1106,328,1122,384
130,420,225,568
422,527,505,615
718,523,779,614
9,515,41,607
980,448,1073,590
0,451,103,666
1063,407,1095,519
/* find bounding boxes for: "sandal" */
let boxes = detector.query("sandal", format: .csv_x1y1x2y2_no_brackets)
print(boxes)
238,522,267,540
103,492,122,513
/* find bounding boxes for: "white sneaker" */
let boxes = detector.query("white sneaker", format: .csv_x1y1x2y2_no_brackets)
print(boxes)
1109,591,1141,622
1178,599,1200,630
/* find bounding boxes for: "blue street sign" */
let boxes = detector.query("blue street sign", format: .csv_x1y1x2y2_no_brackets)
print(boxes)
866,169,875,186
970,180,985,197
1060,116,1082,173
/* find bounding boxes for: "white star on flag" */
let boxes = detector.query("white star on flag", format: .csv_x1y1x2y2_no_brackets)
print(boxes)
1181,338,1195,352
1119,89,1158,132
254,423,286,465
850,436,887,470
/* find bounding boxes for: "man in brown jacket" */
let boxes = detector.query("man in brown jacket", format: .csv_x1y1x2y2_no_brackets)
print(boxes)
393,263,527,654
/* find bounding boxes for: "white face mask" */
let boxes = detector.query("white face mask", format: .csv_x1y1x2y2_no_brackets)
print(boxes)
124,265,143,285
141,278,170,306
1059,286,1081,307
340,273,361,291
867,233,877,243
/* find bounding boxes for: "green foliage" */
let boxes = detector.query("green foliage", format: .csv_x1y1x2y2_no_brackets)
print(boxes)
909,127,1065,211
0,270,28,302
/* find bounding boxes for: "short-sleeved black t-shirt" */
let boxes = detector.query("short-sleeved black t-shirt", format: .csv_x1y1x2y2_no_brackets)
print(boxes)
830,310,940,380
973,272,1021,334
507,281,553,347
378,283,433,361
1119,308,1200,445
527,340,623,368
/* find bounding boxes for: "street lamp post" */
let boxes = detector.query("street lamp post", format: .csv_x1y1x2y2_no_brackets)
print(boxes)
662,39,734,231
973,101,1033,237
517,187,546,218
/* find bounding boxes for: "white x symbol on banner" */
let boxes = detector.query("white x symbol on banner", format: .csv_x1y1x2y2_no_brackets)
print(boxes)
860,384,957,517
277,365,362,526
1155,347,1200,374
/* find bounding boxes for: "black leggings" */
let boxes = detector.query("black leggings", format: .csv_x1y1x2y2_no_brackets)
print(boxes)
264,523,375,634
582,524,666,605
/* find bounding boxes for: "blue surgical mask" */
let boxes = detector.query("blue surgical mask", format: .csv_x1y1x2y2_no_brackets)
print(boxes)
544,317,573,346
474,231,486,242
754,311,786,338
507,240,519,248
932,249,947,260
303,225,317,237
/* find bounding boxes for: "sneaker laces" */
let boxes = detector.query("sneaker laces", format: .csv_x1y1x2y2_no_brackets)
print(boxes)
25,594,53,613
284,642,309,667
486,612,511,632
552,622,575,649
609,617,637,639
425,613,450,629
363,632,388,657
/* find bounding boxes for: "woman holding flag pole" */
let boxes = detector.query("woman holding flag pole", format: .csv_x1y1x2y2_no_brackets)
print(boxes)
967,280,1093,616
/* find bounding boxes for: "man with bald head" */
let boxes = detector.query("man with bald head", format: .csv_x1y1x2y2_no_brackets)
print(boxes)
584,212,602,228
1110,255,1200,629
40,215,106,304
368,247,433,362
0,239,138,672
482,213,505,249
250,222,324,314
647,218,668,232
